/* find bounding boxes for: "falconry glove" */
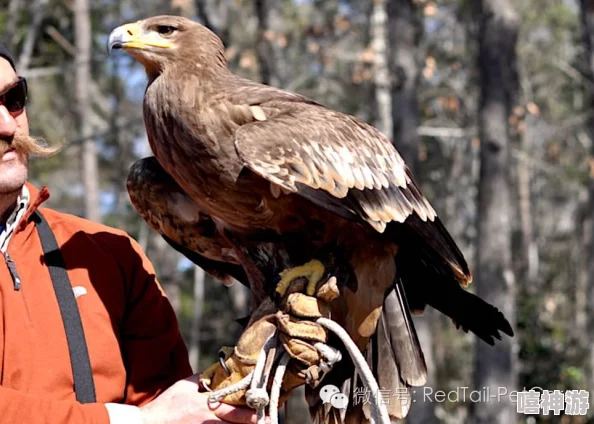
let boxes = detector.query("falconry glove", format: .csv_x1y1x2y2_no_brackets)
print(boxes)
198,276,342,409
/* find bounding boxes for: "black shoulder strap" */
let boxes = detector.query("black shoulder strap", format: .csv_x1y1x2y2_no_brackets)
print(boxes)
33,211,97,404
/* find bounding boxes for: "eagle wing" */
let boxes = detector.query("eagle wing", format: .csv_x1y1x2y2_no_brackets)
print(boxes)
233,100,470,286
127,156,248,286
235,102,435,229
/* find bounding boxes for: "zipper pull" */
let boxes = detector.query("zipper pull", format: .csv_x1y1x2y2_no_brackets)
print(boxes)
4,252,21,290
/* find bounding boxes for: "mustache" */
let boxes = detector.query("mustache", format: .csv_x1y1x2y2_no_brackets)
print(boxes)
0,135,61,158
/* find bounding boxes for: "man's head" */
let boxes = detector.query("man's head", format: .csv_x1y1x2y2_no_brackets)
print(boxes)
0,45,57,195
0,46,29,195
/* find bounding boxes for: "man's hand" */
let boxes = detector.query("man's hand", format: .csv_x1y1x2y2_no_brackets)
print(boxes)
140,374,262,424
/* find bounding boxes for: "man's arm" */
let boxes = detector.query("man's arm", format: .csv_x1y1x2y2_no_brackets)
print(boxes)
118,236,193,406
0,379,259,424
111,236,260,424
0,386,109,424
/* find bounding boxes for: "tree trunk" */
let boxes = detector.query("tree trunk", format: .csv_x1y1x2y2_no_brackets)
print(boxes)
17,0,48,72
409,311,437,424
189,266,205,372
387,0,421,173
74,0,100,222
384,1,436,422
517,136,538,286
517,75,538,287
4,0,23,52
171,0,195,18
149,233,182,314
371,0,392,139
229,282,249,317
195,0,231,46
254,0,285,87
579,0,594,397
471,1,519,423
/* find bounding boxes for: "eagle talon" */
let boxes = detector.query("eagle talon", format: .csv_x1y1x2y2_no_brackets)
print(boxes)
275,259,326,298
219,352,231,375
198,360,221,391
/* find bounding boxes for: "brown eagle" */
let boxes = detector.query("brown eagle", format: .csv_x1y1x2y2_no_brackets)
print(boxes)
109,16,513,422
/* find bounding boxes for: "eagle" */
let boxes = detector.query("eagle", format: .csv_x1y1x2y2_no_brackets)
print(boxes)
108,16,513,422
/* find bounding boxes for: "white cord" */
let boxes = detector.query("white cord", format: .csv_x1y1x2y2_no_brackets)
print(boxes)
207,372,253,403
314,342,342,376
247,333,278,424
316,317,391,424
269,352,291,424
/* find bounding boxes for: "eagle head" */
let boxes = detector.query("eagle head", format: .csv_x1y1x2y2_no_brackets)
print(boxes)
108,15,227,78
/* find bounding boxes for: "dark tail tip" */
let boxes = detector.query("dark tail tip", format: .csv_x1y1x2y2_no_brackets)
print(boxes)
452,290,514,344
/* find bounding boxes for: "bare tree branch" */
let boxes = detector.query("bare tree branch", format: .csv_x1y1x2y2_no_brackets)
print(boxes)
189,267,205,371
17,0,49,72
20,66,61,78
45,26,77,56
4,0,23,50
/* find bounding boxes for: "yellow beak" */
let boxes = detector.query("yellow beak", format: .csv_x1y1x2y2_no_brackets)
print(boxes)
107,22,172,53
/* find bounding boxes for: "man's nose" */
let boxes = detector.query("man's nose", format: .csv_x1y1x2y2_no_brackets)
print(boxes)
0,105,17,138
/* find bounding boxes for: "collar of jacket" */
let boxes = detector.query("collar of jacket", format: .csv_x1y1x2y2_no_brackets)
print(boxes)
15,182,50,234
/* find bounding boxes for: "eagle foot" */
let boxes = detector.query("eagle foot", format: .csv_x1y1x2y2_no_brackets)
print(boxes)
275,259,326,299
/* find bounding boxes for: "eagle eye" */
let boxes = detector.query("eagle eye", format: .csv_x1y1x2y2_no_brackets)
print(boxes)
156,25,177,36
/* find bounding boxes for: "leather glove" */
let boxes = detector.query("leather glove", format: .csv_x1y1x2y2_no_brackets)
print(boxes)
199,277,341,408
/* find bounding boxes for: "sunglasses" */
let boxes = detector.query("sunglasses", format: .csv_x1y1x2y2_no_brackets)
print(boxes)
0,77,27,113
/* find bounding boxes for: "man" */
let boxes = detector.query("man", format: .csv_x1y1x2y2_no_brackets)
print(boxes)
0,44,258,424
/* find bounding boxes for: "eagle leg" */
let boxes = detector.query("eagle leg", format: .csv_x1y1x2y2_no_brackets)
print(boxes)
275,259,325,297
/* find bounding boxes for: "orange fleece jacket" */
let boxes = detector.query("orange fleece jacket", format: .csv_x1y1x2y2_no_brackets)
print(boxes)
0,183,193,423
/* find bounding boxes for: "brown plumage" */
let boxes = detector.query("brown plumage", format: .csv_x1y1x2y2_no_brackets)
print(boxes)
126,156,248,286
110,16,513,422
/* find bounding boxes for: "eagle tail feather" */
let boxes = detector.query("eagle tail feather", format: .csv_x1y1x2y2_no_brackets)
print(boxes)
395,222,514,346
430,287,514,344
381,283,427,387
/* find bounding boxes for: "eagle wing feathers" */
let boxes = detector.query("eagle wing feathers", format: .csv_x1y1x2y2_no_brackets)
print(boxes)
234,102,436,233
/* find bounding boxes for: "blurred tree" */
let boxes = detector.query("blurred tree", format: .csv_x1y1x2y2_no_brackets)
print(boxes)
471,1,519,423
580,0,594,401
2,0,22,51
371,0,392,137
171,0,196,18
383,0,438,421
388,0,422,172
195,0,231,45
75,0,100,222
254,0,285,87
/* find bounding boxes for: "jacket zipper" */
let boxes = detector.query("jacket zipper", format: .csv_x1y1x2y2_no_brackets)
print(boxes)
4,252,21,290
